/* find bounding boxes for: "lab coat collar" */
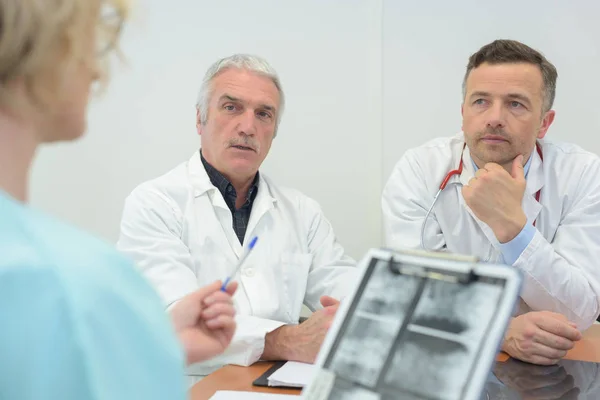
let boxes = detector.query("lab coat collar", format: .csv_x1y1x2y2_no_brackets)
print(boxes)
187,151,217,197
187,150,277,203
459,145,475,187
525,142,545,200
187,150,277,256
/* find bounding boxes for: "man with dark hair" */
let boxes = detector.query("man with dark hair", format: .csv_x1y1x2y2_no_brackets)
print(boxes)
382,39,600,365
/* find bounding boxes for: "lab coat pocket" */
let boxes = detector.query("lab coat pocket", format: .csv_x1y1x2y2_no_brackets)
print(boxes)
280,252,313,321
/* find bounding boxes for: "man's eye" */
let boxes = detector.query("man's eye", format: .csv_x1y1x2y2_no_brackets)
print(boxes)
510,101,523,109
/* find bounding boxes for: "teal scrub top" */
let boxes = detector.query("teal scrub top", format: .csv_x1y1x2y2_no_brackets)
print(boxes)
0,191,187,399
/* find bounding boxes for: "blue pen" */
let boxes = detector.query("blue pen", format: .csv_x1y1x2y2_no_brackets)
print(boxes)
221,236,258,291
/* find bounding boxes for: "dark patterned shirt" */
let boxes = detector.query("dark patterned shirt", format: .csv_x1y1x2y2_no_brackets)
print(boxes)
200,151,259,244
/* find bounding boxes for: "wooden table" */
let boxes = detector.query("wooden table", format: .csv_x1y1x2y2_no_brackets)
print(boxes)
191,325,600,399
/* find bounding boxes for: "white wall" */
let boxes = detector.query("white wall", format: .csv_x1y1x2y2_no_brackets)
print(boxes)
29,1,600,261
30,0,383,261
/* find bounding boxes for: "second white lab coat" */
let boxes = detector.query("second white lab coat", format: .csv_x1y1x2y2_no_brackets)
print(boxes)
382,133,600,330
117,152,357,375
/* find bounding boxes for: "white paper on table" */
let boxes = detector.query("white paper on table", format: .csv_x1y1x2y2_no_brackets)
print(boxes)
209,390,297,399
267,361,315,388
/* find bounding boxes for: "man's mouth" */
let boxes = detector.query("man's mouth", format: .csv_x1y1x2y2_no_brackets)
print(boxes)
231,145,255,152
481,135,508,144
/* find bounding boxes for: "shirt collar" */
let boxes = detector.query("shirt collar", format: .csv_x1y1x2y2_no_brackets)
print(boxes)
199,150,259,205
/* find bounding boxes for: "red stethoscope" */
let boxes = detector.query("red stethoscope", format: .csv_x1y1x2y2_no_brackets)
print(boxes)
420,142,544,250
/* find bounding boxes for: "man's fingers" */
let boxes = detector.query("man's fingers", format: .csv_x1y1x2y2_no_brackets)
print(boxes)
483,162,506,172
320,295,339,308
525,354,562,366
532,328,576,351
474,168,487,178
510,154,525,180
323,304,340,317
522,342,568,363
545,312,569,322
537,317,582,342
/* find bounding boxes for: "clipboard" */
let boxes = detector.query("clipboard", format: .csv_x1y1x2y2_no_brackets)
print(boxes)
252,361,287,388
302,247,523,400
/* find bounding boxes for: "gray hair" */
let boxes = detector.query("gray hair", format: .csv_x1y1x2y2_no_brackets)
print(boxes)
196,54,285,135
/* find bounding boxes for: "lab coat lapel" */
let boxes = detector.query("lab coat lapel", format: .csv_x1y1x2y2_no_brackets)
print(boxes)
522,146,544,226
187,151,243,258
457,145,474,206
244,174,276,245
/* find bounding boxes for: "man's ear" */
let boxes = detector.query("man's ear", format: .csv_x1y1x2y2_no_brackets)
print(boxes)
196,108,203,136
537,110,555,139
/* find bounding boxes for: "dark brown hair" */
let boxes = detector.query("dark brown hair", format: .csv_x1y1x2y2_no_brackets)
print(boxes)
463,39,557,112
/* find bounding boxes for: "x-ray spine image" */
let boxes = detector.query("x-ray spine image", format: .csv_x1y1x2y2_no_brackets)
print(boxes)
327,377,382,400
410,278,503,342
329,315,400,387
383,331,470,400
356,260,422,318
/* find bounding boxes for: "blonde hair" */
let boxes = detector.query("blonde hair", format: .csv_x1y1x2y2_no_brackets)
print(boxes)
0,0,129,109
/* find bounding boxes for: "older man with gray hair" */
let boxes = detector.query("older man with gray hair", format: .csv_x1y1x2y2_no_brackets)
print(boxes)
117,54,357,375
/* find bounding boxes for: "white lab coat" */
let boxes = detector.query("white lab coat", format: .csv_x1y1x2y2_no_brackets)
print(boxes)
382,133,600,330
117,151,357,375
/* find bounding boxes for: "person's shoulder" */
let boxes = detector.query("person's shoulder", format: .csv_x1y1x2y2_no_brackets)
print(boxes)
542,139,599,160
3,199,181,335
125,156,194,209
0,197,66,296
259,173,313,202
0,193,148,292
0,193,49,269
388,133,463,176
259,173,324,213
406,133,464,158
0,196,166,322
2,200,137,279
541,139,600,174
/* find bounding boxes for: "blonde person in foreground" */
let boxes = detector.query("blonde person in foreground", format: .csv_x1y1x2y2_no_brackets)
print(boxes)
0,1,237,399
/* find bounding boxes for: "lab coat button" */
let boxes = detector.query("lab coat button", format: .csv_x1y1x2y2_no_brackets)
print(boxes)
244,268,255,277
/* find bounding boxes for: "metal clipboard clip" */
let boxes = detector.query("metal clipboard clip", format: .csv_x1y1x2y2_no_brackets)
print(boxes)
386,254,478,284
